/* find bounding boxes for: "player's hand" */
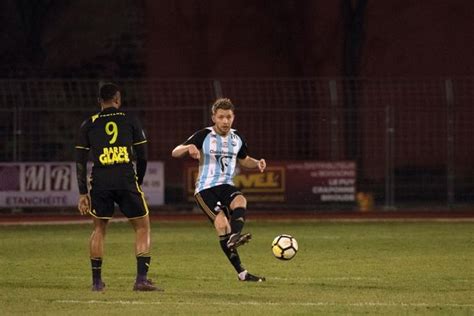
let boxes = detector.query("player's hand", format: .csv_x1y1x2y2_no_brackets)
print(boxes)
258,159,266,172
77,194,91,215
188,145,200,160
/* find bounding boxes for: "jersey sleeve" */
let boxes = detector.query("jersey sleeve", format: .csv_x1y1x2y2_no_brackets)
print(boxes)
130,115,147,145
75,119,91,150
183,128,210,150
234,130,249,159
75,119,90,194
130,115,148,184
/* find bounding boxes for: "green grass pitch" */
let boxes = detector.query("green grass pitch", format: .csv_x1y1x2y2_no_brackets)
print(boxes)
1,220,473,315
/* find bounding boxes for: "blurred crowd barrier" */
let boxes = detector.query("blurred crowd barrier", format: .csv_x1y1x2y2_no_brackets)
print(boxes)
1,78,473,210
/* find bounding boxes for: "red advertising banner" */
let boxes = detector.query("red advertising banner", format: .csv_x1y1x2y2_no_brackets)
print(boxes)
285,161,356,203
184,161,356,204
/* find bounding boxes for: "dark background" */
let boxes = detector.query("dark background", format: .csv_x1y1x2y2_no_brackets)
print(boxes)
1,0,472,78
1,1,473,207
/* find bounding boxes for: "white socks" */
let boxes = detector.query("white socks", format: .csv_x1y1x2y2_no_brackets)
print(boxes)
238,270,248,281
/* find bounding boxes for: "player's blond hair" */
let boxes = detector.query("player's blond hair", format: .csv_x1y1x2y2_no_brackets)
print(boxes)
211,98,234,114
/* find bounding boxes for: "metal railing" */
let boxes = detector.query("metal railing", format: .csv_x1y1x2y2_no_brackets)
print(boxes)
1,78,473,208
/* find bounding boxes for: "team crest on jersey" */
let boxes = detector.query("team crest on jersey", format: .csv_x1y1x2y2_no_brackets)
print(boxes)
216,154,232,172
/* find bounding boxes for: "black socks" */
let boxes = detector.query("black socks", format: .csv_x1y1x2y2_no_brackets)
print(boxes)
230,207,246,234
219,234,245,273
136,253,151,282
91,257,102,284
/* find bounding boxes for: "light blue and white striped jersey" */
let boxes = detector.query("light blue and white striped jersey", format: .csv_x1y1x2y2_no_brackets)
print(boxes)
183,127,248,194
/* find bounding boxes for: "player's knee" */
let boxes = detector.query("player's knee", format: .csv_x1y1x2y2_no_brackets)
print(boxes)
91,227,106,240
230,195,247,209
93,224,107,235
232,207,246,218
214,221,227,232
135,225,149,235
130,216,150,233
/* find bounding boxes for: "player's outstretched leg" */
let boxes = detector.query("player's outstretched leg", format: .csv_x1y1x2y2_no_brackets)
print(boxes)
219,234,265,282
219,233,246,272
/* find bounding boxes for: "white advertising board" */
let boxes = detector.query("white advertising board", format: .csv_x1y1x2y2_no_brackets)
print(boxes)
0,162,164,207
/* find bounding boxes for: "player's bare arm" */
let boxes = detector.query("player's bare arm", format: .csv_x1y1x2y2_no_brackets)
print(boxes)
239,156,266,172
172,144,200,160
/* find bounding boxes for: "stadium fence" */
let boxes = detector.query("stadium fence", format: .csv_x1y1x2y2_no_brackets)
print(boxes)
0,78,473,210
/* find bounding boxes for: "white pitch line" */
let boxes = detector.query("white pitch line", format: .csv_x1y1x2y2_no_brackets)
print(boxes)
62,276,225,281
53,299,474,308
322,276,381,281
55,300,162,305
0,218,128,226
62,276,473,283
2,217,474,226
270,276,380,281
62,276,378,282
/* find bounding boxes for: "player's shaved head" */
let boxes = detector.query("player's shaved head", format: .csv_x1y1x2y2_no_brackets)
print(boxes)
99,82,120,102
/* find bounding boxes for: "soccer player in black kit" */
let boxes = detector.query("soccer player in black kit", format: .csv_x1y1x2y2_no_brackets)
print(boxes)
75,82,162,292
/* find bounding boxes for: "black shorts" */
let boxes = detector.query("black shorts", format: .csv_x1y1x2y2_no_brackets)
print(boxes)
194,184,243,222
90,185,149,219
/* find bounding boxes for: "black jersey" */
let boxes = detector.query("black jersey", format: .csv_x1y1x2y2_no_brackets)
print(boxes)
75,107,147,191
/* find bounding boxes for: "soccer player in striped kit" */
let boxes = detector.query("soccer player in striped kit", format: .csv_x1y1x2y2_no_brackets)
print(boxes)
172,98,266,282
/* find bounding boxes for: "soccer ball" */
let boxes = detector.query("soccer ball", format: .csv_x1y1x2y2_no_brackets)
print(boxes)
271,234,298,260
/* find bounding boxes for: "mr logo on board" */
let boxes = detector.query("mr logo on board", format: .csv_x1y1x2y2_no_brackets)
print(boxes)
0,161,164,207
24,164,72,191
